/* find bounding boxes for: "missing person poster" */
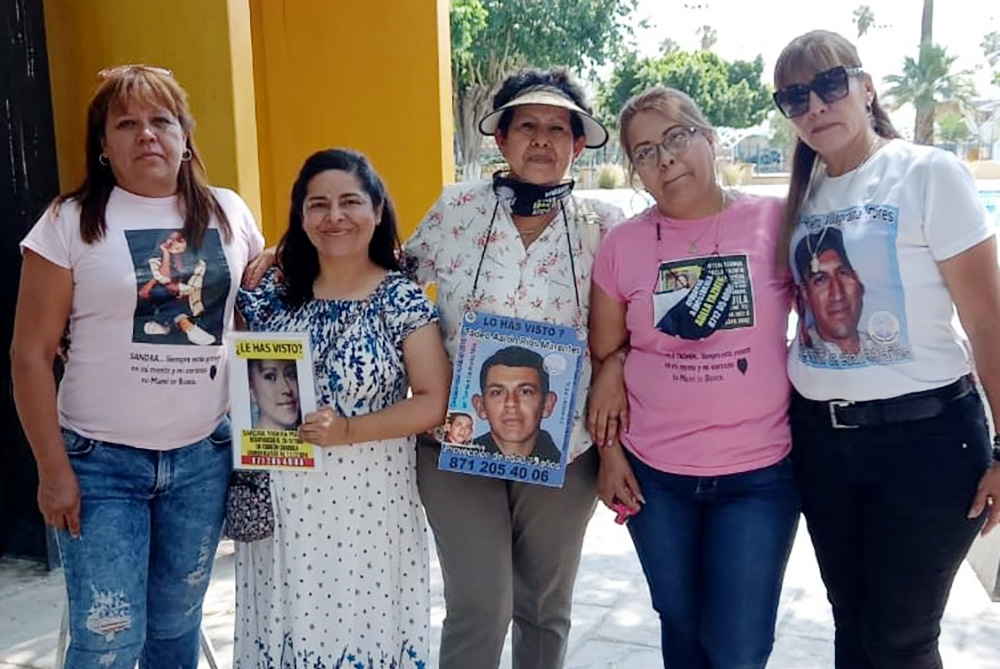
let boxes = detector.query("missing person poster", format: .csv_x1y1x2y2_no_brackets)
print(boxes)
438,312,585,488
228,332,321,472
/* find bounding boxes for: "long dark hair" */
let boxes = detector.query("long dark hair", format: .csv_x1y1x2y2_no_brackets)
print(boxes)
278,148,401,307
773,30,901,266
56,65,230,246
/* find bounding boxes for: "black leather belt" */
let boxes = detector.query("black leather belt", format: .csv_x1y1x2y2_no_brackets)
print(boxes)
794,375,975,429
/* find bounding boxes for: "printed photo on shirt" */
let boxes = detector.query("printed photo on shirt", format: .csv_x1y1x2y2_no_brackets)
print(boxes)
653,254,754,340
982,190,1000,228
126,229,231,346
791,205,912,368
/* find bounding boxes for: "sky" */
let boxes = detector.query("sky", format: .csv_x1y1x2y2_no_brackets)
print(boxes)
631,0,999,97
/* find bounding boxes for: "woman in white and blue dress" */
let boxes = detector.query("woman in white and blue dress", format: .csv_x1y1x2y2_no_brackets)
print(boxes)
233,148,450,667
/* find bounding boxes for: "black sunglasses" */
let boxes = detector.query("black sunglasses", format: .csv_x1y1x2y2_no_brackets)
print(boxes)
773,65,864,119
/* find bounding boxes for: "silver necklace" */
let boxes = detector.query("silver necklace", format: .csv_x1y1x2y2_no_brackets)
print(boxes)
806,135,882,274
663,188,729,255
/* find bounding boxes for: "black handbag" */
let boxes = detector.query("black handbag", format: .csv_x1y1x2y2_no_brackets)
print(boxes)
223,469,274,542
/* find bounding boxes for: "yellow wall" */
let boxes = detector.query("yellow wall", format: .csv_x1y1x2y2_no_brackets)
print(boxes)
43,0,261,220
249,0,454,242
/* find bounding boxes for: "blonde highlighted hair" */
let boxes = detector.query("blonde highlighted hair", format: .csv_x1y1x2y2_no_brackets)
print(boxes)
617,86,717,183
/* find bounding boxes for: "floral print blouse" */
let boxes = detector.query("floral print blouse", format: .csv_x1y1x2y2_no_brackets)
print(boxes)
402,179,624,460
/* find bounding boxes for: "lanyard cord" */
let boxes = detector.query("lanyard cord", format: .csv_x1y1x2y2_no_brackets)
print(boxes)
469,197,582,318
560,199,582,314
470,199,501,306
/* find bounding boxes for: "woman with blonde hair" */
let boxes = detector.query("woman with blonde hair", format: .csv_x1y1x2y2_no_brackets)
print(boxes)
588,85,799,668
11,65,263,667
774,29,1000,668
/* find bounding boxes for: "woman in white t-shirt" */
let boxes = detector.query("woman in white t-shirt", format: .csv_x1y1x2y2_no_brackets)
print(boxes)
773,30,1000,669
10,66,263,668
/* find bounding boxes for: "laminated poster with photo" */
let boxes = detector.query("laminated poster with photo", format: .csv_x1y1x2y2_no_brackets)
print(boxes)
438,311,586,488
228,331,321,472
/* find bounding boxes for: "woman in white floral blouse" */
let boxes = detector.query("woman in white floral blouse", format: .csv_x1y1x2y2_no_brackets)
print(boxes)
402,67,624,669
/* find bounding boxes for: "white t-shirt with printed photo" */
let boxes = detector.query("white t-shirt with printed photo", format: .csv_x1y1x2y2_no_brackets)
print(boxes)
21,186,264,449
788,139,993,402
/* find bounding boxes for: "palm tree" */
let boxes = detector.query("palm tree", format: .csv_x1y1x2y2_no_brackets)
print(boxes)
920,0,933,46
883,43,975,145
913,0,934,143
697,25,717,52
853,5,875,38
659,37,680,56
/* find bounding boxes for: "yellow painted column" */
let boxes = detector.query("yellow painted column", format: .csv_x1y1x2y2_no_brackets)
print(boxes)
43,0,262,221
249,0,454,242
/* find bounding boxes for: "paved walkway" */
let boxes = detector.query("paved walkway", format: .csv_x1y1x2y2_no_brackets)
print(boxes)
3,510,999,668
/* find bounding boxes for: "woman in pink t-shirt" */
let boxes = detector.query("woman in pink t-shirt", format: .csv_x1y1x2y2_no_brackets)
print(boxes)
588,86,800,669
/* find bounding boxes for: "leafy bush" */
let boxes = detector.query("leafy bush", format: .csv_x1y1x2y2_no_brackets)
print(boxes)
597,164,625,189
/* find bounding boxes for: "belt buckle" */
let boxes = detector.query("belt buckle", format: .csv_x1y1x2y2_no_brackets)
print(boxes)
829,400,858,429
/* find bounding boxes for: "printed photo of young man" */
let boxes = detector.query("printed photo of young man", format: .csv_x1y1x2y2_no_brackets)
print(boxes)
470,346,561,464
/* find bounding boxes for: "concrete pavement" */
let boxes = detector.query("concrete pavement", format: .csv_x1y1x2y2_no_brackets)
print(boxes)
3,510,999,668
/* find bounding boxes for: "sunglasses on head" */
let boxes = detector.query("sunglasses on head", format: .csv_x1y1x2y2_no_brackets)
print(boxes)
97,64,174,81
773,65,864,119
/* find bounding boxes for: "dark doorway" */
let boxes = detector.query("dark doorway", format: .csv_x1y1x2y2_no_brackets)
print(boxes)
1,0,61,564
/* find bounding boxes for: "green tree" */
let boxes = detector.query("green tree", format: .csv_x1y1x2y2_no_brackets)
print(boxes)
882,43,975,145
935,111,971,146
600,50,772,129
853,5,875,38
982,31,1000,67
450,0,636,177
982,31,1000,93
767,111,797,166
598,50,645,121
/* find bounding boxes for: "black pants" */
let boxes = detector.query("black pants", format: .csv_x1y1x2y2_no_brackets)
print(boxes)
790,389,991,669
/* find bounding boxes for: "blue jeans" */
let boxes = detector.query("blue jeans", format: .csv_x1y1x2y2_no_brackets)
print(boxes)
791,388,990,669
625,452,800,669
57,419,231,669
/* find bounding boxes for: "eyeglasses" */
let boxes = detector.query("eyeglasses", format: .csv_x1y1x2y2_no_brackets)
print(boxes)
632,126,700,170
97,64,173,81
773,66,864,119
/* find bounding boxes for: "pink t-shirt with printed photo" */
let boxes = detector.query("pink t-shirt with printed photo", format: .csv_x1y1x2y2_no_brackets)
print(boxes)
592,194,792,476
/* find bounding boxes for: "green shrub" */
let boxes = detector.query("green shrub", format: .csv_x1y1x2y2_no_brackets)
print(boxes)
597,164,625,189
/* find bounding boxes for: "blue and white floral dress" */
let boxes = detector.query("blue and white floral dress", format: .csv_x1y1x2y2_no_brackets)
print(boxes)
234,270,434,669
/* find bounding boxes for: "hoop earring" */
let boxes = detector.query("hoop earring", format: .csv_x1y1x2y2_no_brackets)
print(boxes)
181,148,193,161
629,187,652,215
98,154,110,166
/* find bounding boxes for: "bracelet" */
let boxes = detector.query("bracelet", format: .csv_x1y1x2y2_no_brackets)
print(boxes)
993,434,1000,463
